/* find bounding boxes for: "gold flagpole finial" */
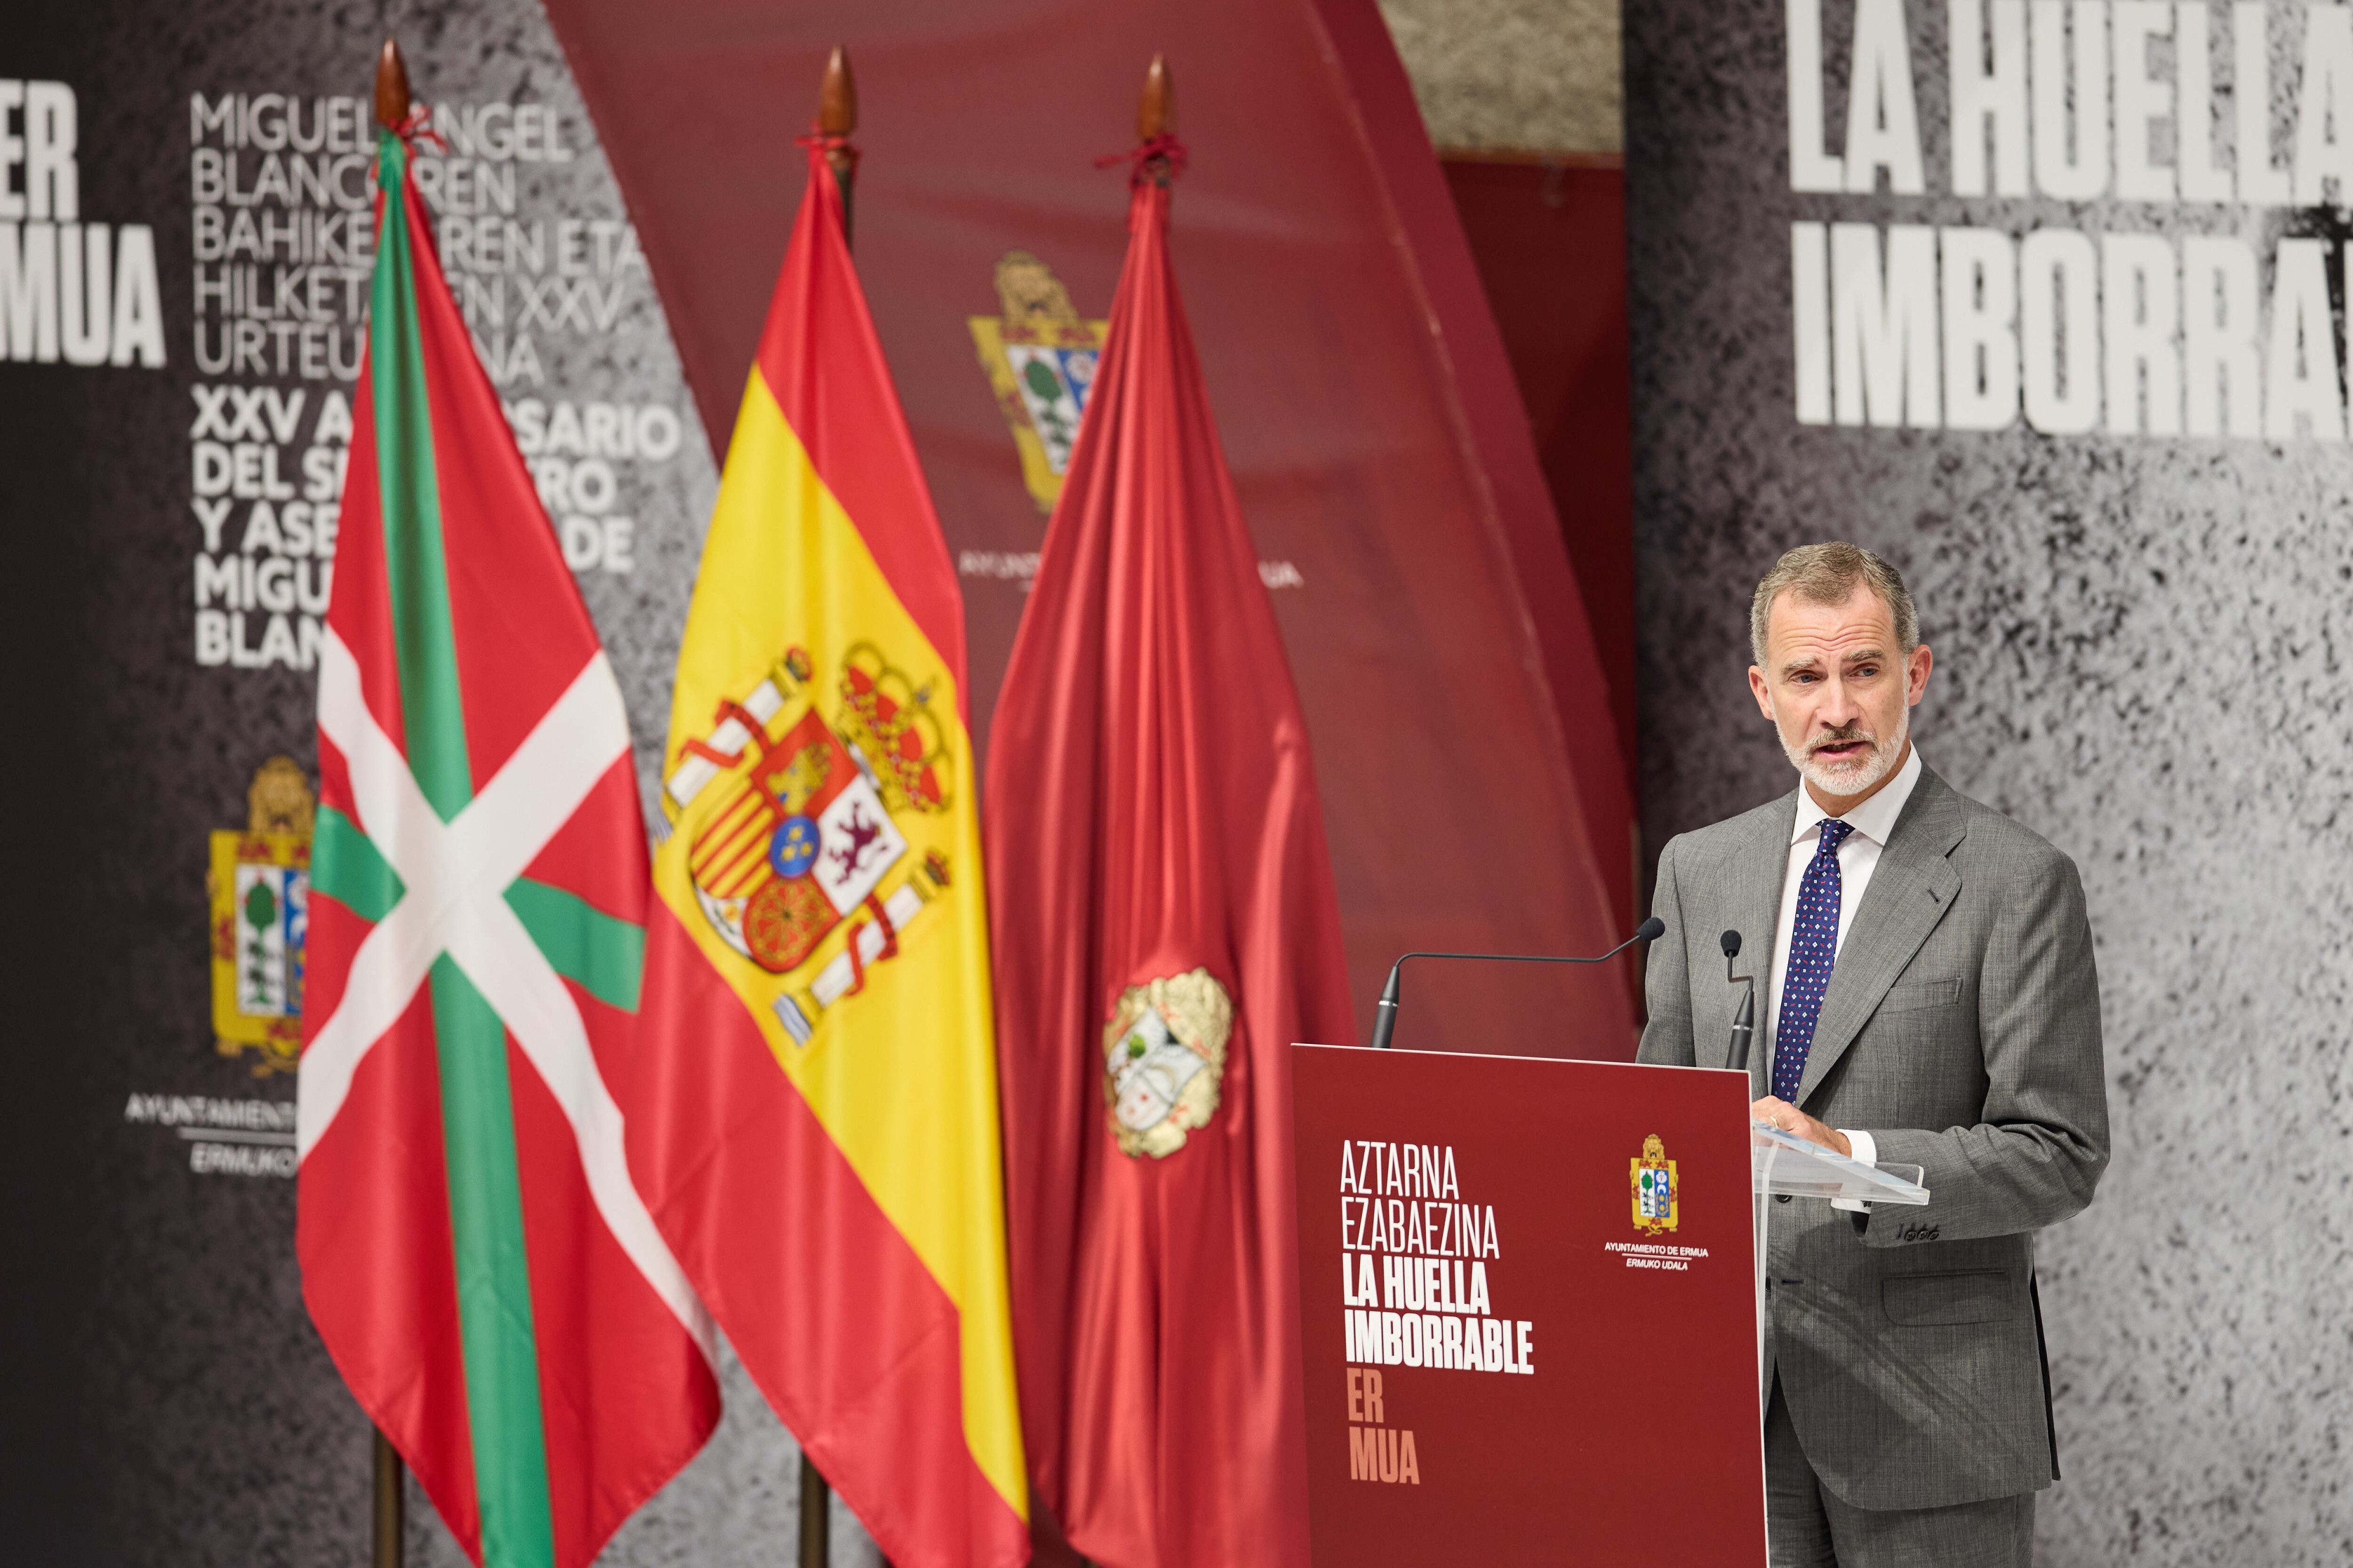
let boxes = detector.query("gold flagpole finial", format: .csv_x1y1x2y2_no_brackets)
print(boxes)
374,38,412,132
818,46,858,139
1137,53,1175,141
817,46,859,195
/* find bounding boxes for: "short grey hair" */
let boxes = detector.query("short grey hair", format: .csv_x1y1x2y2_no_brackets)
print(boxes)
1750,542,1919,668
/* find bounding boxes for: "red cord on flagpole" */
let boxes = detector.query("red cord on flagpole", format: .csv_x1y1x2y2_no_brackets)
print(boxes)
1096,53,1187,186
374,39,446,154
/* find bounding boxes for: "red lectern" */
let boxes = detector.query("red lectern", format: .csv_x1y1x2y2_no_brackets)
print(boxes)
1291,1045,1767,1566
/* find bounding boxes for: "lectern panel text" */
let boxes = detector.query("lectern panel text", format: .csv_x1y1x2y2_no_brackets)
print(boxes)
1291,1046,1767,1566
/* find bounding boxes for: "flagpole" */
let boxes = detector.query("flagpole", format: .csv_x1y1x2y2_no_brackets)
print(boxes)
364,40,415,1568
796,47,854,1568
817,46,858,239
798,1452,832,1568
374,1427,406,1567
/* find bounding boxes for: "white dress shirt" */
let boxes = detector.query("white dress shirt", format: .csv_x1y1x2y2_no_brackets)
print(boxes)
1765,742,1923,1202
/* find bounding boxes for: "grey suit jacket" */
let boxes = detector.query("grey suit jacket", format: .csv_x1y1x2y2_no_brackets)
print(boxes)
1637,765,2108,1512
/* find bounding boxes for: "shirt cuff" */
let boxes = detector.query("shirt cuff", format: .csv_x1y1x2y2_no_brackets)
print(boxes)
1830,1128,1877,1213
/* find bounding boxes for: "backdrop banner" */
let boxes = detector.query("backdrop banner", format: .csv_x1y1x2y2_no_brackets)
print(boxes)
2,5,745,1563
0,1,1627,1562
1627,2,2353,1560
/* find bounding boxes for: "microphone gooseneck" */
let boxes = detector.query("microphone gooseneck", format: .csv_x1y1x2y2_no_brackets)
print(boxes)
1367,918,1667,1050
1369,965,1404,1052
1728,982,1757,1072
1723,929,1758,1072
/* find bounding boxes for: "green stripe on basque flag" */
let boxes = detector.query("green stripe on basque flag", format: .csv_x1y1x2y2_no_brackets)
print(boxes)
317,804,642,1015
314,806,404,923
369,128,557,1568
504,879,646,1013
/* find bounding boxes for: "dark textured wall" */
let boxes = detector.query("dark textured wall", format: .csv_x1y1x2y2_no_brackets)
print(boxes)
1628,3,2353,1563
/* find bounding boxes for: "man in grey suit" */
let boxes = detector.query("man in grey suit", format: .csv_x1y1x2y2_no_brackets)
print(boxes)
1637,543,2108,1567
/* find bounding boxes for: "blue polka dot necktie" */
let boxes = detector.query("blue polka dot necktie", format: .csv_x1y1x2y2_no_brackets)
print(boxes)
1773,819,1854,1103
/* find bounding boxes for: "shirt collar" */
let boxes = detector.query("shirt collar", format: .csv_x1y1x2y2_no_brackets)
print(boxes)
1792,741,1923,848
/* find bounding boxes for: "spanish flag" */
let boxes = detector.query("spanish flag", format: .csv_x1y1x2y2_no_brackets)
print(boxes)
626,136,1028,1568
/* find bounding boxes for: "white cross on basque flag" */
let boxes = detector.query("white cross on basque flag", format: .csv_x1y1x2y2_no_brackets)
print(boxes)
298,629,708,1349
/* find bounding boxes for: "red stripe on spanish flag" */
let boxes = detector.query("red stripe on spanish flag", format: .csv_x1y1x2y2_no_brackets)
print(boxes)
633,913,1025,1556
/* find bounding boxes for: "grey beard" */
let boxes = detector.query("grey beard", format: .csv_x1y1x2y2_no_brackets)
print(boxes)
1781,705,1908,798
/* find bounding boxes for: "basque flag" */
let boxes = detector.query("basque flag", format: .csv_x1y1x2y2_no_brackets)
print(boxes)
296,114,719,1568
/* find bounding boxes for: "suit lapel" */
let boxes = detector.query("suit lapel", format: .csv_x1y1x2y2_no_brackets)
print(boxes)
1791,768,1968,1109
1727,791,1799,1095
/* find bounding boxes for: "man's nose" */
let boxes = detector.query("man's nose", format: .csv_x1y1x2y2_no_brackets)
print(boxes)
1815,676,1862,728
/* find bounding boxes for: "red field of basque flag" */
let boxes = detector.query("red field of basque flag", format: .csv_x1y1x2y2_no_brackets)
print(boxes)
295,116,719,1568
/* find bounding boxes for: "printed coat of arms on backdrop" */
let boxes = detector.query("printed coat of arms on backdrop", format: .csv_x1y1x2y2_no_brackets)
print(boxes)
208,756,313,1076
1631,1132,1679,1234
968,251,1109,515
664,641,954,1045
1103,969,1234,1159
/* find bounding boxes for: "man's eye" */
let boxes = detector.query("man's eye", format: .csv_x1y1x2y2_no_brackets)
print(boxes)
1854,665,1878,678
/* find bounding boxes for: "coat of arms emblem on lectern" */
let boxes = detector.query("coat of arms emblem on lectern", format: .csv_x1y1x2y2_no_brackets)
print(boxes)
1631,1132,1679,1233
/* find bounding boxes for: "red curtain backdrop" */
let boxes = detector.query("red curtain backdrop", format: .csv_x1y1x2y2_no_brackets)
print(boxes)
1441,155,1634,800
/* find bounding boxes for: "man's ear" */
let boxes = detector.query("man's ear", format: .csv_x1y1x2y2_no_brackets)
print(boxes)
1906,643,1934,706
1748,665,1775,720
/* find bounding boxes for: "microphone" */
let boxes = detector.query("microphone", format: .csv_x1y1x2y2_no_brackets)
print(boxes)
1368,917,1665,1050
1722,930,1758,1072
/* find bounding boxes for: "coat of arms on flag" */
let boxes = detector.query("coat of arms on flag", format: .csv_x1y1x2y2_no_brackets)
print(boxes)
1631,1133,1679,1233
967,250,1108,513
664,639,955,1046
208,756,314,1076
1102,968,1233,1159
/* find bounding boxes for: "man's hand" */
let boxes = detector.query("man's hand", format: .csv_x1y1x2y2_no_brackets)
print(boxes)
1752,1096,1851,1157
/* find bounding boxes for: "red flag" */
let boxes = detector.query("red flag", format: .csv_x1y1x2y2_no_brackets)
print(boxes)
985,143,1355,1568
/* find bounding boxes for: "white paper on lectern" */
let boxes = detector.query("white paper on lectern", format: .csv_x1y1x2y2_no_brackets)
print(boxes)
1749,1122,1929,1206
